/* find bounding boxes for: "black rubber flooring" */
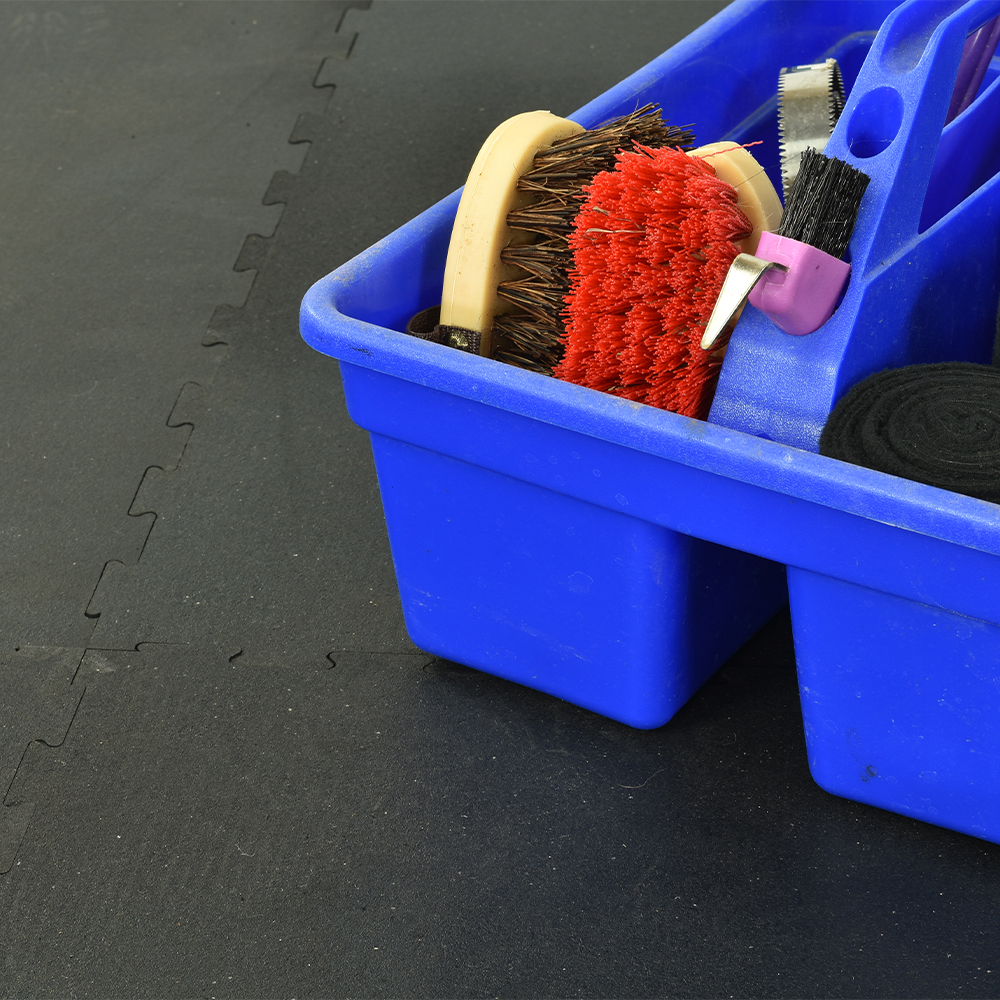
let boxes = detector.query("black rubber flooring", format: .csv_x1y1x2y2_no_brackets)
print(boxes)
1,2,999,997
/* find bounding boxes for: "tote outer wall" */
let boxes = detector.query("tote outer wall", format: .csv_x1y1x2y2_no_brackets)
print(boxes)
344,362,788,730
789,566,1000,842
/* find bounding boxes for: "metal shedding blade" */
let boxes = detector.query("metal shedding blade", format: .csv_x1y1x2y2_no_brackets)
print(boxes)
701,254,786,351
777,58,845,201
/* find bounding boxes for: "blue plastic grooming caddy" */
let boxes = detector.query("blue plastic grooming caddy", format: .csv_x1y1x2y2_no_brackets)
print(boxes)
302,0,1000,843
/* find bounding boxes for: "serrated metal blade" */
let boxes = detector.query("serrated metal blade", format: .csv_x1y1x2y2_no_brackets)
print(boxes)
777,58,845,202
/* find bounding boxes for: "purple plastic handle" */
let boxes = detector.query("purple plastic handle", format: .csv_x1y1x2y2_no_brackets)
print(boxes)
947,14,1000,124
747,231,852,337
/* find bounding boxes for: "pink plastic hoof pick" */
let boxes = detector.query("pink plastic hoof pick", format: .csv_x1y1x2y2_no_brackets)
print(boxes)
747,230,852,336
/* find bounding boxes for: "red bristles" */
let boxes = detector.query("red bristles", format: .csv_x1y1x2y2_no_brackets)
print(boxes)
555,144,752,419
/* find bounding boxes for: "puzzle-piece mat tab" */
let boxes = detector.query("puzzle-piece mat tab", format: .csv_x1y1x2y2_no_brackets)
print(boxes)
0,2,363,649
86,18,416,664
0,646,84,873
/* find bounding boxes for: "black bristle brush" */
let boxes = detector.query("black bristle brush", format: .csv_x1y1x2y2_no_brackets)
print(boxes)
702,146,870,348
777,146,869,260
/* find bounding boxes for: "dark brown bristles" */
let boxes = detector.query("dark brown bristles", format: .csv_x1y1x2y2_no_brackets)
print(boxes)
490,105,694,373
492,317,564,373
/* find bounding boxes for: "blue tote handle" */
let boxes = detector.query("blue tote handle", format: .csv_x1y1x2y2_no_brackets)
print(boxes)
710,0,1000,451
838,0,998,269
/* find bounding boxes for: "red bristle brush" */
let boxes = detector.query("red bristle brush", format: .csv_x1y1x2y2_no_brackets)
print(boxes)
556,144,771,419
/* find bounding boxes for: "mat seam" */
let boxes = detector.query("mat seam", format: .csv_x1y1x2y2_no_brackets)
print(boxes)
1,3,374,878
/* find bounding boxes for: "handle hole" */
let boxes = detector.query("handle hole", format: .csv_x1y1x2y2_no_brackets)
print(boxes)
847,86,904,158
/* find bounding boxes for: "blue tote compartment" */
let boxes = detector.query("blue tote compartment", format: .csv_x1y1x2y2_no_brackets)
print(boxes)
706,0,1000,842
301,0,900,729
302,0,1000,838
789,570,1000,843
354,373,784,729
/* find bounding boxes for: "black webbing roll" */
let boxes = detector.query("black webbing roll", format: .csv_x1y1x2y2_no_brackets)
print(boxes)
820,362,1000,503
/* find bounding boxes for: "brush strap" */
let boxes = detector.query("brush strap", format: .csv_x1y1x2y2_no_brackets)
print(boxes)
405,306,482,354
406,305,444,341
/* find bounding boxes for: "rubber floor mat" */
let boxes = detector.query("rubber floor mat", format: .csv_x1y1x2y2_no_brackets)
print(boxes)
0,0,360,647
2,4,1000,998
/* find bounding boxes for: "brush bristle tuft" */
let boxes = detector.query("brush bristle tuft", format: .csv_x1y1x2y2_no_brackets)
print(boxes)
777,147,870,259
491,105,693,373
555,144,752,419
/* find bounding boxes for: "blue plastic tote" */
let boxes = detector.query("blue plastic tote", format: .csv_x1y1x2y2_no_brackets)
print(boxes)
302,0,1000,842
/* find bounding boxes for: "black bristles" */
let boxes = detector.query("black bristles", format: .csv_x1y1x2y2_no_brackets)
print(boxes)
777,147,870,259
